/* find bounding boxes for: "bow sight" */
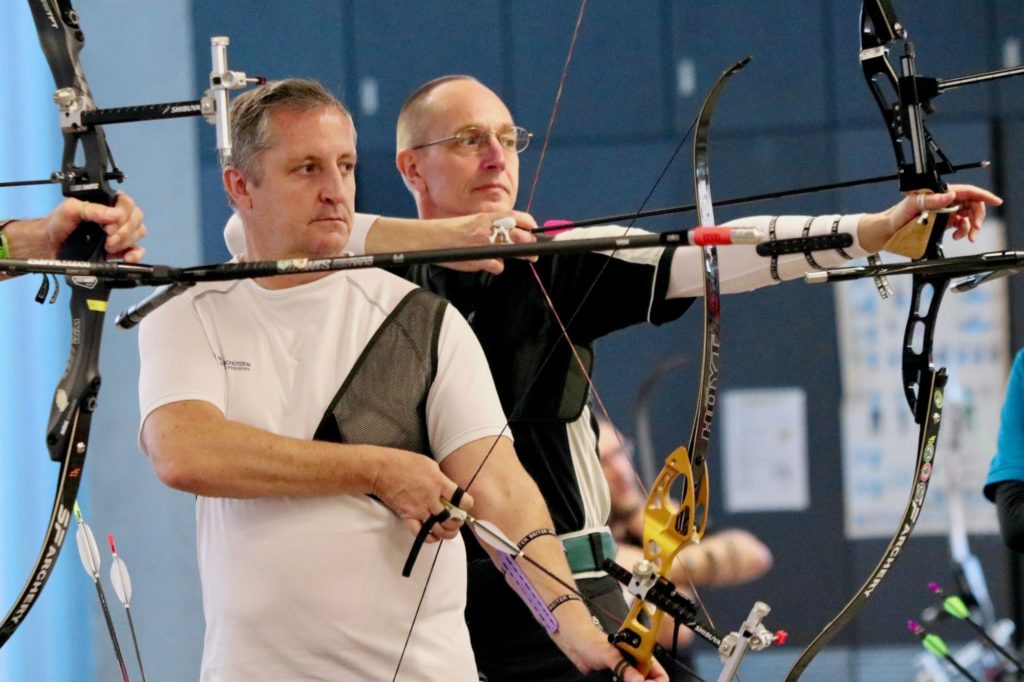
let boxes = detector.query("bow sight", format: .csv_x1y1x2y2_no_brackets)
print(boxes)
0,36,262,193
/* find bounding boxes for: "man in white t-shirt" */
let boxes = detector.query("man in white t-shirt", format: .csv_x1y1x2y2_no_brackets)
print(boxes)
138,79,663,682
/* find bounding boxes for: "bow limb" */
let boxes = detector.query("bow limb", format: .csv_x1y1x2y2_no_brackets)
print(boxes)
609,57,750,675
0,0,116,647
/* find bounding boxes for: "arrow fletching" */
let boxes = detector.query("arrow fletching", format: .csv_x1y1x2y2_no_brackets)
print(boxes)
109,555,132,607
470,517,520,557
108,534,133,607
74,502,101,580
943,595,971,620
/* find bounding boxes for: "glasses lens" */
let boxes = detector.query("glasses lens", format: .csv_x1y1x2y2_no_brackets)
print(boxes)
493,127,532,153
454,128,484,150
497,125,532,151
511,127,532,153
442,126,533,154
497,128,519,151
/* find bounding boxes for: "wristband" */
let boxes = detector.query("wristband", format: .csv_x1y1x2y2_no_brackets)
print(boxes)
516,527,556,553
547,593,582,613
0,220,15,259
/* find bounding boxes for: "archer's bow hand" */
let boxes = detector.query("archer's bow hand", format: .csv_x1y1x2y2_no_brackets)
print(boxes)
44,193,148,262
857,183,1002,254
4,193,148,263
551,614,669,682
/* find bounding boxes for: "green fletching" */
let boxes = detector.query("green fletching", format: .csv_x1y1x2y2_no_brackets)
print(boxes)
944,596,970,619
73,500,83,523
923,633,949,657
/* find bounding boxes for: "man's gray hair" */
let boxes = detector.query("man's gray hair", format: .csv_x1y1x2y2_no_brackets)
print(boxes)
227,78,352,184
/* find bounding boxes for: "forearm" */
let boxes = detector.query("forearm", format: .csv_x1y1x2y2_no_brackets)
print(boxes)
141,400,384,498
995,480,1024,553
364,216,450,252
471,455,586,605
481,498,606,661
668,214,867,297
672,529,773,587
452,442,605,658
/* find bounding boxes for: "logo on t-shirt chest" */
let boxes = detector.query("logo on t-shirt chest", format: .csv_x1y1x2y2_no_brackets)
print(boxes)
215,354,252,372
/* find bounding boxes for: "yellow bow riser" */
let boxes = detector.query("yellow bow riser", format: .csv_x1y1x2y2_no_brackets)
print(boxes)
615,446,708,673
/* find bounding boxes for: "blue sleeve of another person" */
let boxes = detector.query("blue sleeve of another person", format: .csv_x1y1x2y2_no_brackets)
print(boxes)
985,349,1024,500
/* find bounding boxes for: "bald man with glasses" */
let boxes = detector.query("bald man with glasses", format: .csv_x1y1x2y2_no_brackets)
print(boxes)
385,74,999,681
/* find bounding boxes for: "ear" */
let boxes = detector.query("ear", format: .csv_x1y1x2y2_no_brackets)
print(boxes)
223,166,254,210
396,149,428,195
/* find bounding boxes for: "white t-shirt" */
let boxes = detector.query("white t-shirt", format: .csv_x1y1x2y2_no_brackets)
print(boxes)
139,267,507,681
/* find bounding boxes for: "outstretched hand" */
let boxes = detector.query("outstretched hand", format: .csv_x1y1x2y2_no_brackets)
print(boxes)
858,184,1002,255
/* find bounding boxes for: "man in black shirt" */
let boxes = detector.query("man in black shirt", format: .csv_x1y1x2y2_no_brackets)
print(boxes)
390,74,1000,680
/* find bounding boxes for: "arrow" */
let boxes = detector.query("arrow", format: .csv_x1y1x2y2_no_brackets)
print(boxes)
928,582,1024,672
109,534,148,682
74,503,130,682
907,619,979,681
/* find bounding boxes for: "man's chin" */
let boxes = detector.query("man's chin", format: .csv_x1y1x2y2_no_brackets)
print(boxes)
462,198,515,215
312,232,351,257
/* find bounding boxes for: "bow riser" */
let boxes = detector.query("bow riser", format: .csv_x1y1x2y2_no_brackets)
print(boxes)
614,446,708,673
643,447,707,570
28,0,116,458
47,282,108,459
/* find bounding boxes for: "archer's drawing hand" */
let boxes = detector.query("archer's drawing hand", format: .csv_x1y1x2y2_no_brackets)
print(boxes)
371,450,474,541
436,210,538,274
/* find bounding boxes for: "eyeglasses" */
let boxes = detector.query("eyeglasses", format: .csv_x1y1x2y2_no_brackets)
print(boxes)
411,125,533,155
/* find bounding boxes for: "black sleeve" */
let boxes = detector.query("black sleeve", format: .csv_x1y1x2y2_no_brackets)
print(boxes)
543,246,692,344
994,480,1024,554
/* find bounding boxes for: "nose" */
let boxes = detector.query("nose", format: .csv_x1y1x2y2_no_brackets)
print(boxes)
479,132,508,171
320,165,349,206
